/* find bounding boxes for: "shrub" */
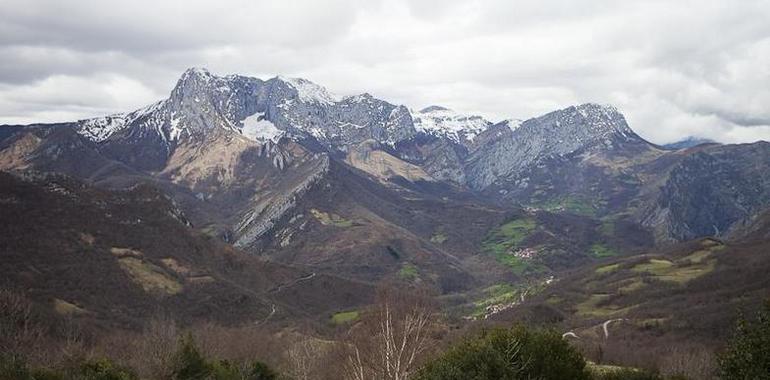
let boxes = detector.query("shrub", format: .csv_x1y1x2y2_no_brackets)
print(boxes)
172,334,211,380
718,303,770,379
209,360,240,380
206,359,277,380
0,355,30,380
75,358,138,380
592,367,662,380
169,333,279,380
414,325,590,380
0,355,136,380
244,361,277,380
0,355,65,380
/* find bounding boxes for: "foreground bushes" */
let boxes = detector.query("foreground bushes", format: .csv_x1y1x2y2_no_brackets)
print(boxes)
172,333,277,380
591,367,663,380
718,303,770,379
0,334,277,380
6,301,770,379
0,355,137,380
414,325,591,380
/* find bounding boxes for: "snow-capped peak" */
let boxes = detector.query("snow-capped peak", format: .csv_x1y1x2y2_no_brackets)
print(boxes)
342,93,376,103
411,106,491,143
76,100,169,142
77,114,128,142
576,103,620,120
419,105,451,113
183,67,211,76
277,76,339,105
178,67,213,84
503,118,523,132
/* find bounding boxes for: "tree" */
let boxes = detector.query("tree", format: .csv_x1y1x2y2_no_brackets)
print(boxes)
169,331,281,380
414,325,590,380
592,368,662,380
284,335,328,380
172,333,210,380
719,303,770,379
343,287,438,380
76,358,138,380
0,289,44,358
244,361,278,380
136,316,179,380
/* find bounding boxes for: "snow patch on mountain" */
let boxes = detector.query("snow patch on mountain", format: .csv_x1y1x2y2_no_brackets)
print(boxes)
504,119,523,132
76,99,174,143
241,112,284,143
168,116,184,141
279,76,339,105
411,106,491,143
77,115,128,142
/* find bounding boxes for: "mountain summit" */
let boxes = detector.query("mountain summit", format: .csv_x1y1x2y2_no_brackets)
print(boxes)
2,67,767,251
465,103,650,189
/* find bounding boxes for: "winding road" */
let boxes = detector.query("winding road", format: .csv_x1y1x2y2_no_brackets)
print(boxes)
268,272,317,294
561,318,627,341
601,318,627,339
256,272,317,325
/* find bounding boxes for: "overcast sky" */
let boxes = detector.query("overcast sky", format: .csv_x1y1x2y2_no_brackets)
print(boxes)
1,0,769,144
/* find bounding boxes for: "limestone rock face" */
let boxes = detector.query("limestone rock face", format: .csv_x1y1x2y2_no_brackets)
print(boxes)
641,142,770,241
3,67,770,255
465,104,644,190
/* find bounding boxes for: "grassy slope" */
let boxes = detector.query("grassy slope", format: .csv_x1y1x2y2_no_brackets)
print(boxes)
0,171,374,330
493,228,770,354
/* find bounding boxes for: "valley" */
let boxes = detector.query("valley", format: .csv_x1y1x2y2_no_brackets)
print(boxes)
1,68,769,379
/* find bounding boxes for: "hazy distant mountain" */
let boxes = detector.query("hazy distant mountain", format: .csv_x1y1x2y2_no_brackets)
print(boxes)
663,136,718,149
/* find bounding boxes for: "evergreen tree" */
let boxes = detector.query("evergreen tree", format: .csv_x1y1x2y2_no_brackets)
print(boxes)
719,303,770,379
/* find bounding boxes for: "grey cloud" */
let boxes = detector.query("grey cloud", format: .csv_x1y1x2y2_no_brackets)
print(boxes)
1,0,769,144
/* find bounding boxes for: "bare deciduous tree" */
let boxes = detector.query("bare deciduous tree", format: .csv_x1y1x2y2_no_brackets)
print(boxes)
284,335,330,380
0,289,45,358
659,344,716,380
134,315,179,380
343,287,439,380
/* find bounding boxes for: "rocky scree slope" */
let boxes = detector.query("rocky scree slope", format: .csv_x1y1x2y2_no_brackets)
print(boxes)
2,67,770,270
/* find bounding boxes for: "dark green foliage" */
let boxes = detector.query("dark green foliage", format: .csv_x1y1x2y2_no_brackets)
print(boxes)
204,359,277,380
169,334,278,380
415,325,590,380
244,361,278,380
172,334,211,380
719,303,770,379
208,360,240,380
593,368,662,380
30,370,66,380
74,359,138,380
0,355,30,380
386,245,401,260
0,356,135,380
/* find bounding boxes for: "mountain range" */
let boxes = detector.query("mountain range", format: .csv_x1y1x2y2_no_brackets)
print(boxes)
1,67,769,330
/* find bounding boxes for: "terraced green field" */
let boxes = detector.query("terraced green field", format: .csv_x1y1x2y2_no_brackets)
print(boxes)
632,256,715,284
430,232,448,243
310,208,354,227
533,195,602,217
398,262,419,280
595,263,620,274
331,310,359,324
590,242,618,258
482,218,537,273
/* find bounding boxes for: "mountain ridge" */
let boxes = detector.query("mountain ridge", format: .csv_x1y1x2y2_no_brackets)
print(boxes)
2,67,770,276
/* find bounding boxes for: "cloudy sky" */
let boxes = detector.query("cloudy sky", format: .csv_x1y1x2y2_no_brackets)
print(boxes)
1,0,769,144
